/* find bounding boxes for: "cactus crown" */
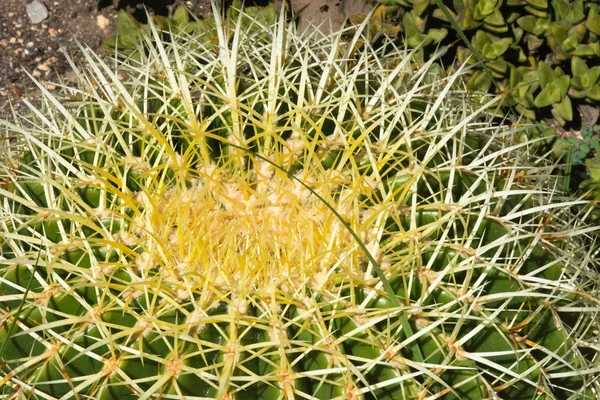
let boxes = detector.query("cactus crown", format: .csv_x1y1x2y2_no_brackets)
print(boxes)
1,3,599,399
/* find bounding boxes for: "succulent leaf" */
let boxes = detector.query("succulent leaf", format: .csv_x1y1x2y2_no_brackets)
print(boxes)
552,0,585,24
473,0,498,20
534,85,561,107
483,9,507,29
552,94,574,121
587,8,600,35
525,0,548,9
538,62,557,87
571,42,600,57
572,56,590,76
413,0,431,16
585,157,600,181
517,15,551,35
427,27,448,42
587,83,600,100
524,5,549,18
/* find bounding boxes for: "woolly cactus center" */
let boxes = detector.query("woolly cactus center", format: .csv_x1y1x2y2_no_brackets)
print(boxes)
134,159,370,302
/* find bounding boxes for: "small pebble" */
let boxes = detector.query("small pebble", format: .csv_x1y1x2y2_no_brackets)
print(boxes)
26,41,34,48
65,71,77,83
97,15,110,30
26,0,49,24
37,64,50,71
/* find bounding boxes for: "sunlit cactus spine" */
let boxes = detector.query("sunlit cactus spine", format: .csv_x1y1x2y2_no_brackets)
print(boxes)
1,2,599,399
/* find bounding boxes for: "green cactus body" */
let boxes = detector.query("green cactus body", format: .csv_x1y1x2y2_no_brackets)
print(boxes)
1,3,599,399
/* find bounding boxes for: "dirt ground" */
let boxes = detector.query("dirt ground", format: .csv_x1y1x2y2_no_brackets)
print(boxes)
0,0,213,119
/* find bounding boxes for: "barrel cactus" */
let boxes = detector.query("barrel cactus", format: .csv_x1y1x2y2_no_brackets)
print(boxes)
1,3,599,399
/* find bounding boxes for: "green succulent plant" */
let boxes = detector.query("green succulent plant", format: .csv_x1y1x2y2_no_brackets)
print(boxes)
378,0,600,157
1,2,600,399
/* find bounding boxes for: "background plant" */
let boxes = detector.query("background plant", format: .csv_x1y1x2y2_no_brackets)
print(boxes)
1,3,599,399
377,0,600,187
377,0,600,125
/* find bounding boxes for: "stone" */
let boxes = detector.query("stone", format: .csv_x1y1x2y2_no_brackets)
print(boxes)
26,0,49,25
96,15,110,30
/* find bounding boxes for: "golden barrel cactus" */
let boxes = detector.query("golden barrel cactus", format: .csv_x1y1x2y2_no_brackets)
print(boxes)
1,3,599,399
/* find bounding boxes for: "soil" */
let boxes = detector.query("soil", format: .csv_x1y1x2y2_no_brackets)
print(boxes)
0,0,213,120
